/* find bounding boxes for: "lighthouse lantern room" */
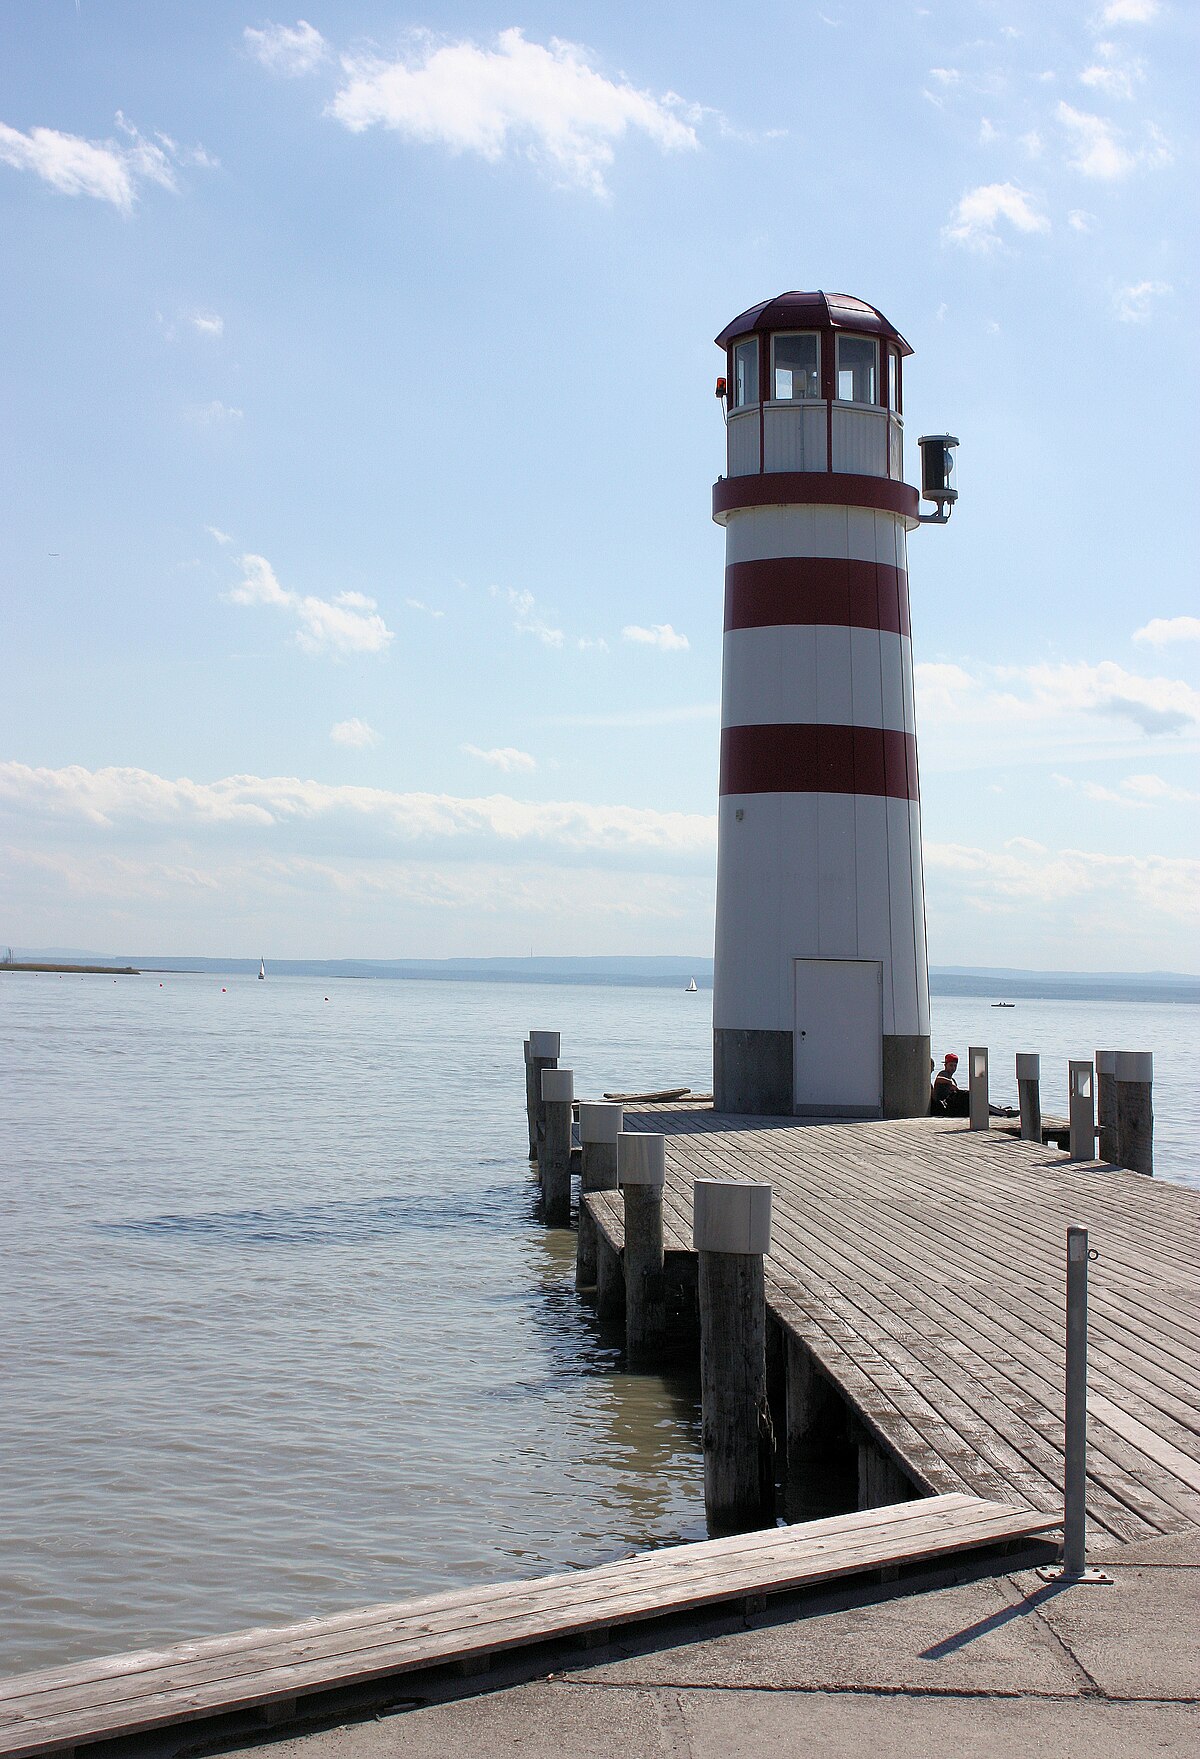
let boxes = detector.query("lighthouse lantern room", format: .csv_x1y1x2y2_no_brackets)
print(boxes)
711,291,956,1120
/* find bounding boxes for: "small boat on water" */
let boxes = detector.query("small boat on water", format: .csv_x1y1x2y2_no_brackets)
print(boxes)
991,1001,1014,1007
685,977,698,992
258,959,266,980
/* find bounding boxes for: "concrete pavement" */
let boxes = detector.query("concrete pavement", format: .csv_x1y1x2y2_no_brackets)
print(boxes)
131,1529,1198,1758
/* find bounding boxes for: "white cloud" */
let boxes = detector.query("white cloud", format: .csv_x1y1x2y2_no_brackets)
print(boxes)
493,585,563,647
1113,279,1172,322
1068,208,1096,231
576,636,609,652
0,761,715,868
1098,0,1159,23
189,311,224,337
205,525,233,545
405,597,445,619
622,623,690,651
928,68,961,85
191,400,243,424
978,118,998,144
1057,103,1170,178
461,744,537,773
0,112,195,214
326,26,701,197
1080,42,1145,99
1051,770,1198,808
330,718,380,748
1133,615,1200,647
925,839,1199,937
917,656,1200,738
1121,772,1200,803
244,20,329,77
225,554,395,657
1019,130,1043,157
942,182,1049,251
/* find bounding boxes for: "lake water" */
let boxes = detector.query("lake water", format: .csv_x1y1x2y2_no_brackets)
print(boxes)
1,971,1196,1675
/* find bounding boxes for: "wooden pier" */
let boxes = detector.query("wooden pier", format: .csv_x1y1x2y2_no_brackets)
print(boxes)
585,1105,1200,1551
3,1091,1194,1757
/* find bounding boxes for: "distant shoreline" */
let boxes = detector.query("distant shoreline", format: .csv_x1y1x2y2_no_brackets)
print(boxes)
1,962,141,976
6,955,1197,1004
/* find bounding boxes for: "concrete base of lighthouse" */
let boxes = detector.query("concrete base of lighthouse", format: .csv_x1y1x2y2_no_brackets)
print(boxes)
714,1028,794,1117
714,1029,930,1120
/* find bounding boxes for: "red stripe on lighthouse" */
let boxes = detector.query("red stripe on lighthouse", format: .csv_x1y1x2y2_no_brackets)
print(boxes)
724,558,911,636
719,723,920,802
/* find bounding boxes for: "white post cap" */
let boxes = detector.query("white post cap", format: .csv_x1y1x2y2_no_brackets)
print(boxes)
529,1031,560,1058
542,1067,574,1102
579,1101,623,1143
693,1179,772,1255
1069,1059,1093,1093
618,1132,665,1187
969,1045,988,1074
1095,1049,1117,1075
1115,1050,1153,1083
1015,1053,1040,1080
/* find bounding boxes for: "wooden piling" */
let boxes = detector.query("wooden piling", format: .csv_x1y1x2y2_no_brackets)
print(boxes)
539,1067,574,1227
618,1132,667,1360
528,1030,560,1164
523,1039,537,1160
693,1179,775,1534
576,1101,622,1292
1115,1050,1153,1177
1095,1050,1117,1163
1016,1052,1041,1144
857,1436,912,1509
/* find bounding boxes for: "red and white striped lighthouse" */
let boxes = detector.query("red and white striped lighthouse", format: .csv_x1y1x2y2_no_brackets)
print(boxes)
712,291,953,1119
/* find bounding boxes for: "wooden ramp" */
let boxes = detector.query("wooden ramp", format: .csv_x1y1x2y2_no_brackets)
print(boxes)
587,1109,1200,1551
0,1495,1053,1758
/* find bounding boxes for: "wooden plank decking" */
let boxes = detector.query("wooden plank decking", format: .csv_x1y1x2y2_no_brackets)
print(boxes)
588,1108,1200,1552
0,1495,1055,1757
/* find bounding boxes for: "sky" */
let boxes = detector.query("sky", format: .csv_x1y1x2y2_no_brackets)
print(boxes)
0,0,1196,968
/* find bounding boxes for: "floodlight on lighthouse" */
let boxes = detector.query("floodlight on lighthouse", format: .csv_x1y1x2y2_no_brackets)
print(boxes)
917,432,959,524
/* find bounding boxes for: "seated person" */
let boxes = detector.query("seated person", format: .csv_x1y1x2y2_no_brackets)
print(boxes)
932,1052,969,1116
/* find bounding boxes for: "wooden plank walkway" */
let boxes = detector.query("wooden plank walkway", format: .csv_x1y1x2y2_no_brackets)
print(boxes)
0,1496,1054,1757
588,1108,1200,1552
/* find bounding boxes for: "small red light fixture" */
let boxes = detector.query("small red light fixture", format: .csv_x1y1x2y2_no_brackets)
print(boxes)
714,376,727,399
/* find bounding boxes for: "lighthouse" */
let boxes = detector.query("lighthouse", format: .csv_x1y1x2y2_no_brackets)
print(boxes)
711,291,956,1120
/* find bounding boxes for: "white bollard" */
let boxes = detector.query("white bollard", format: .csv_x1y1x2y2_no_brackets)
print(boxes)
575,1101,623,1292
1016,1052,1041,1144
540,1066,574,1226
619,1132,667,1357
1115,1051,1153,1176
693,1179,774,1532
1068,1061,1096,1162
968,1045,989,1132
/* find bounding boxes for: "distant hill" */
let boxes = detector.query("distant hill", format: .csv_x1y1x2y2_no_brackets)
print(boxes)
11,950,1199,1001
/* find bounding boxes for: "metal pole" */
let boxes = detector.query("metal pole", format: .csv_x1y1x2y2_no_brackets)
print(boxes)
1039,1226,1111,1585
1063,1225,1088,1575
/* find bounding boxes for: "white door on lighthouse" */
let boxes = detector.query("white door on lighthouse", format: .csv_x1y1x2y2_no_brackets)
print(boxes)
793,959,883,1116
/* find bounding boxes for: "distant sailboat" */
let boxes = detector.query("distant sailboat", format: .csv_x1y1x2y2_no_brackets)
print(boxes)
258,959,266,980
685,977,698,992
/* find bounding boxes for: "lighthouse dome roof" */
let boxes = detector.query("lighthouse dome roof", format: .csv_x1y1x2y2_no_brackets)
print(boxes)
715,291,912,356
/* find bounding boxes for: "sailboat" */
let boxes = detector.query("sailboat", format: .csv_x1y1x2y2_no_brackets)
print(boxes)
258,959,266,980
685,977,698,992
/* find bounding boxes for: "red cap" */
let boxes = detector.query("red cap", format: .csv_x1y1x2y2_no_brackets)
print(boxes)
945,1052,959,1065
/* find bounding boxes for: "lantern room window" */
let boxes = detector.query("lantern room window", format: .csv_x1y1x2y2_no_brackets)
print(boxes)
772,333,820,400
837,335,878,404
733,337,759,408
